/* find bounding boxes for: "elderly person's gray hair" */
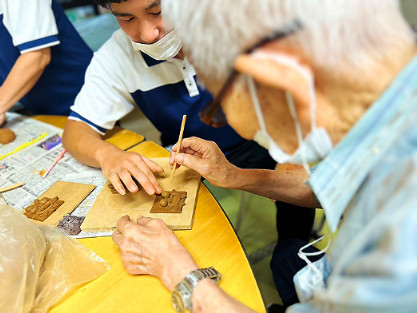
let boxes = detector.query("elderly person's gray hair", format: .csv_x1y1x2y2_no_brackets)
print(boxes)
163,0,414,83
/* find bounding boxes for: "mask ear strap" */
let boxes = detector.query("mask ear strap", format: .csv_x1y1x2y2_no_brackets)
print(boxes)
286,92,311,175
251,51,316,130
308,75,317,130
247,75,269,133
298,234,332,277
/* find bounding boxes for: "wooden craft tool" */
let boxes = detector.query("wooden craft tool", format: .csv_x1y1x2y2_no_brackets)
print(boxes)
171,115,187,183
0,132,48,160
42,149,66,178
0,182,24,193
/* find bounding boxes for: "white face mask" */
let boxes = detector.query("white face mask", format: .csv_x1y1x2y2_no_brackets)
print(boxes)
131,29,182,61
293,235,332,303
248,51,333,174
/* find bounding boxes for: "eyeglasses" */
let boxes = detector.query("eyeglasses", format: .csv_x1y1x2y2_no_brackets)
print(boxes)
199,18,303,128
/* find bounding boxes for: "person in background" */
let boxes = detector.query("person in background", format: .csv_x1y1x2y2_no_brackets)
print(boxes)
112,0,417,312
0,0,93,125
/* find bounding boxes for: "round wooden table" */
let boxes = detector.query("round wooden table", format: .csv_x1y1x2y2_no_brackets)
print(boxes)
35,116,266,313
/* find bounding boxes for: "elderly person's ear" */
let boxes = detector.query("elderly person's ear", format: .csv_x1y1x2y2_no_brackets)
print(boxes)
234,51,313,112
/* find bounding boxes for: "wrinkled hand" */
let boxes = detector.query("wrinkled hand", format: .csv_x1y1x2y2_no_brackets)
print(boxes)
170,137,238,188
112,216,198,291
98,147,163,195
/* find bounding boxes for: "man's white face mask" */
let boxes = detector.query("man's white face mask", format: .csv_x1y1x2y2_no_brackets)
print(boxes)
131,29,182,60
248,51,333,174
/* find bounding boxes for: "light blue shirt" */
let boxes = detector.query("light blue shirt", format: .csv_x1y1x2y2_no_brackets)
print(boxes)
290,54,417,313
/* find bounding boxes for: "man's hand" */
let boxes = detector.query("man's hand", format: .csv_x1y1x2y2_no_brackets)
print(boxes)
97,146,163,195
112,216,198,291
63,119,163,196
169,137,238,188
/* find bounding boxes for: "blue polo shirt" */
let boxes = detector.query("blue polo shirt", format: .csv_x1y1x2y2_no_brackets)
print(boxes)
70,29,246,154
0,0,92,115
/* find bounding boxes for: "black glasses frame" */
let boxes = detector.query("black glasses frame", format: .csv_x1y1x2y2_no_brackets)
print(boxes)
199,18,303,128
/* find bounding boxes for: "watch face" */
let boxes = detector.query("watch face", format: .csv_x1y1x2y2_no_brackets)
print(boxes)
171,290,185,313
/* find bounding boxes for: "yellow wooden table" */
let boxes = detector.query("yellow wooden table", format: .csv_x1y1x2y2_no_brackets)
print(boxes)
36,117,266,313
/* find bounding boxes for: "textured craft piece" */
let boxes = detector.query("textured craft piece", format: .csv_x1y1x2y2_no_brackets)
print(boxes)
24,196,64,221
150,190,187,213
26,181,96,226
82,158,201,231
58,215,85,235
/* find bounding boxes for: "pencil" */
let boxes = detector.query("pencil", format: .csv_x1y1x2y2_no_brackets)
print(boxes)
0,132,48,160
171,115,187,183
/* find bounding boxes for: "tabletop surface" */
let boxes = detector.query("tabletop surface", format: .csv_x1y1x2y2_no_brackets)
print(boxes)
32,116,266,313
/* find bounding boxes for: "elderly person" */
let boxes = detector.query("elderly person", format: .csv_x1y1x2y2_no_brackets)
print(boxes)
112,0,417,312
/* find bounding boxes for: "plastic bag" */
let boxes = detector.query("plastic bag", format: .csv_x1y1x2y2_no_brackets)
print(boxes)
0,204,110,313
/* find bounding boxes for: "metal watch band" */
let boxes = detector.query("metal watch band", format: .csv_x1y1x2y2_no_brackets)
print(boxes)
172,267,221,313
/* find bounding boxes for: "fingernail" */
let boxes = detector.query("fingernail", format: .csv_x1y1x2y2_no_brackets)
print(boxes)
119,189,126,195
146,187,155,195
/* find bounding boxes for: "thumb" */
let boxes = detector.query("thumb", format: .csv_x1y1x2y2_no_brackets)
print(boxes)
116,215,132,234
175,153,209,176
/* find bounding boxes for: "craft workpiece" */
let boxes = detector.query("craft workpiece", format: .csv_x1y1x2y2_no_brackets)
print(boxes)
58,215,86,235
0,128,16,144
24,196,65,222
81,158,201,231
26,181,96,226
151,189,187,213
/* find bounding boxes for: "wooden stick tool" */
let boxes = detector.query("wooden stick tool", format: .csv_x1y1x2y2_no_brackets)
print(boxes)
171,115,187,183
0,182,24,193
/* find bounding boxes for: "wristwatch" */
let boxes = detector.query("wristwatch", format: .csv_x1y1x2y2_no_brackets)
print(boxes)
171,267,221,313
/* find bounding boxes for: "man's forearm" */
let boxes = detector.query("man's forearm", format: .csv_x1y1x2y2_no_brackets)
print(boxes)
62,119,120,168
228,166,318,208
0,48,51,113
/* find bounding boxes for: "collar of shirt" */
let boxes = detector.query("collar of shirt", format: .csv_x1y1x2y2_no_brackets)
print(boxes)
308,54,417,232
134,48,200,97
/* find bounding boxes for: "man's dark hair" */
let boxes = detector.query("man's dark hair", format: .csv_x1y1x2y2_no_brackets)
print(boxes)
93,0,128,8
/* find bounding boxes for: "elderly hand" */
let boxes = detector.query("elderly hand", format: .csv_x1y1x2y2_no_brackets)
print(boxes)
169,137,238,188
97,146,163,195
112,216,199,291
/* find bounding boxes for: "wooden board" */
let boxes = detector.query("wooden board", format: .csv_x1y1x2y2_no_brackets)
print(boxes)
81,158,201,231
27,181,96,226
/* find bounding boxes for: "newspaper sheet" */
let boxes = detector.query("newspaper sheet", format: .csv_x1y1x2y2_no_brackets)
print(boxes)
0,113,112,238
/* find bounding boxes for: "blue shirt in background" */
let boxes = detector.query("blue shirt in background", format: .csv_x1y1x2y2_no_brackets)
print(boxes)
0,0,92,116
